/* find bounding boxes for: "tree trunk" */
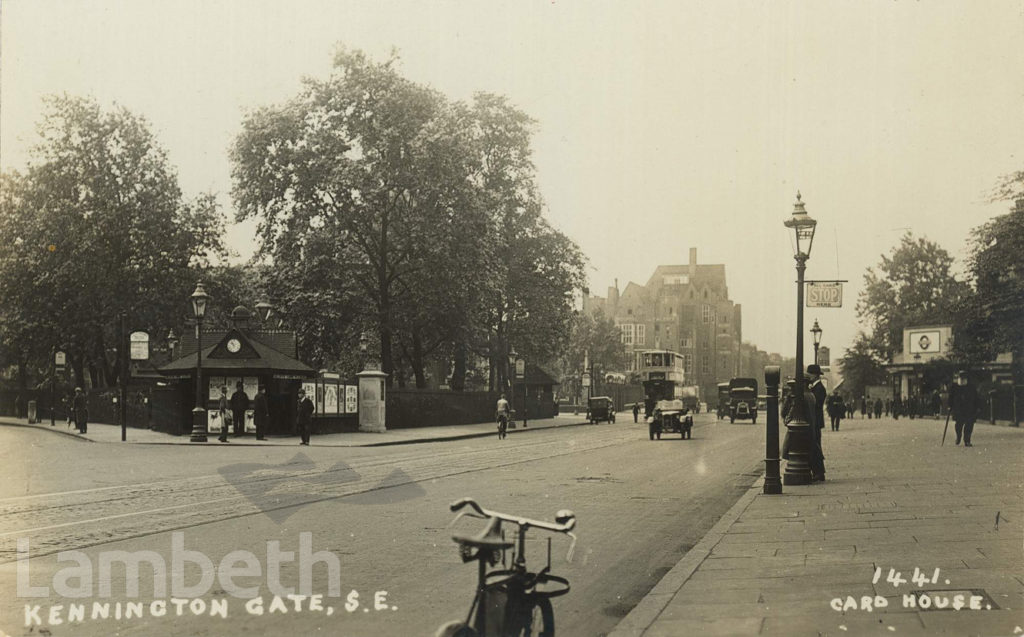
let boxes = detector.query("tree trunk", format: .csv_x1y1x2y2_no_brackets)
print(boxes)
17,356,28,418
452,341,467,392
411,331,426,389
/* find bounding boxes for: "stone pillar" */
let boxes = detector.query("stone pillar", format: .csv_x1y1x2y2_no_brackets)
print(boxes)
357,367,388,432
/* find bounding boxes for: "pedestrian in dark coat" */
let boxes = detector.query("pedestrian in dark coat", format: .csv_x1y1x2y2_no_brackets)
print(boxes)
873,398,883,419
949,371,981,447
892,395,902,420
230,381,249,436
296,388,314,445
860,396,867,419
217,386,230,443
72,387,88,434
632,402,639,423
885,398,892,416
826,393,844,431
253,385,269,440
807,365,826,481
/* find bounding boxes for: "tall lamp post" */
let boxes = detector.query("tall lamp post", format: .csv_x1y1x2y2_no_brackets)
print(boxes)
508,348,517,427
811,319,823,368
189,282,210,443
782,192,817,485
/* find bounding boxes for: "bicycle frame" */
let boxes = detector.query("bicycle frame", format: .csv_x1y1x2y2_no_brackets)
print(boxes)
438,499,576,637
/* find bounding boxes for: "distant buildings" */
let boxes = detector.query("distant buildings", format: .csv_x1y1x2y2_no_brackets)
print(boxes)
584,248,745,402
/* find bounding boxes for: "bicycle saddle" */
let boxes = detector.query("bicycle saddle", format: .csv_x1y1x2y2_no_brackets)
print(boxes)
451,516,514,550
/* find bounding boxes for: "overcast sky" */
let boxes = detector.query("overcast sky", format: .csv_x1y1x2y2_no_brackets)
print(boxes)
3,1,1022,362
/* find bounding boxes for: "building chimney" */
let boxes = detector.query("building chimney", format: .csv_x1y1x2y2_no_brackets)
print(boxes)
689,247,697,277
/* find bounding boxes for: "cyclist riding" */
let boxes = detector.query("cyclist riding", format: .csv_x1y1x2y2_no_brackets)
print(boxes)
496,393,511,439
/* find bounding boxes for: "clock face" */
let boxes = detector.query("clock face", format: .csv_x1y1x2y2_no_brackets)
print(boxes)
226,338,242,353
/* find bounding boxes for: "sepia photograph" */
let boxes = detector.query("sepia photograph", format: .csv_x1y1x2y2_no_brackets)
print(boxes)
1,1,1022,635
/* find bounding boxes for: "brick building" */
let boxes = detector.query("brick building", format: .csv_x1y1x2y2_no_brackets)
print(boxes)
584,248,743,403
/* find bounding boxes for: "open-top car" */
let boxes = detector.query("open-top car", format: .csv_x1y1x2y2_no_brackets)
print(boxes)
649,399,693,440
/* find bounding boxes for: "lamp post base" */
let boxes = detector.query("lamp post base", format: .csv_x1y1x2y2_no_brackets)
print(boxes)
783,421,814,485
190,407,208,442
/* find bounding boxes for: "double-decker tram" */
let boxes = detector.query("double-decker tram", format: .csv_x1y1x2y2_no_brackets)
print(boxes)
638,349,693,440
638,350,686,407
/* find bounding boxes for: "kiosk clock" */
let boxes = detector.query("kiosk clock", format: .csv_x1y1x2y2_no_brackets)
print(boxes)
226,338,242,353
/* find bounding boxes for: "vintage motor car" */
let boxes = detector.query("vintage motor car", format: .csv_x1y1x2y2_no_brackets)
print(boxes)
729,378,759,423
649,399,693,440
586,396,616,424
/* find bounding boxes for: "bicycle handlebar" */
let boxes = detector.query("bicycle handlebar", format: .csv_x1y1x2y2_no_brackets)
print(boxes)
450,497,577,534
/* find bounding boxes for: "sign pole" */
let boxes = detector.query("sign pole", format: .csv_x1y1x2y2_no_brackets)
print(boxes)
120,312,128,442
50,347,56,427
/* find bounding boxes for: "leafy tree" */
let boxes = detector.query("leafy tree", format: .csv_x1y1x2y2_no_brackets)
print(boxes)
232,50,585,389
233,49,485,386
558,311,627,381
953,172,1024,373
838,332,887,398
857,233,969,360
0,96,224,389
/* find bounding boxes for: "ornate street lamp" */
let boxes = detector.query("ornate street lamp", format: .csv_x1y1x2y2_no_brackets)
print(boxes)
189,282,210,442
782,193,817,485
255,299,274,323
166,329,178,359
811,319,823,367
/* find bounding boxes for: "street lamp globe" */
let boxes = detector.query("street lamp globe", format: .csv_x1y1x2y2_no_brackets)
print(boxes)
255,299,273,323
784,192,818,258
190,282,209,320
811,319,823,347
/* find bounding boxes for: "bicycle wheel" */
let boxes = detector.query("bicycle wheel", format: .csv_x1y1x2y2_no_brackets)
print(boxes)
434,620,478,637
513,597,554,637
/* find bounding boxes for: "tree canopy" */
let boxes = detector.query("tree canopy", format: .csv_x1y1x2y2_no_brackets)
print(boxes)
856,233,969,361
0,96,224,389
231,48,584,388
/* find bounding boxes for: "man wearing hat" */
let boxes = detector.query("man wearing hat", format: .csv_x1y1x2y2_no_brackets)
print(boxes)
949,370,981,447
296,387,314,446
807,364,827,481
72,387,88,434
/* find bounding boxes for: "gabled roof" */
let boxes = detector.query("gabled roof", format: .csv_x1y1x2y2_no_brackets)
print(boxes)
158,329,315,376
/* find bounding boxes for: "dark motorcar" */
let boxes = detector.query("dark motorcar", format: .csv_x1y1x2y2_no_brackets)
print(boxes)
729,378,759,424
587,396,616,424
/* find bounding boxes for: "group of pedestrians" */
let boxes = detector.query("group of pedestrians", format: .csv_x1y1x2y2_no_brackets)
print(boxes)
215,382,315,445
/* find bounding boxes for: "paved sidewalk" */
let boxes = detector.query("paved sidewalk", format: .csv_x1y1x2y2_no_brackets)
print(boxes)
0,413,590,446
611,416,1024,636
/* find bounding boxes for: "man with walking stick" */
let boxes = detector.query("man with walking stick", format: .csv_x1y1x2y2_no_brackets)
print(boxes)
949,370,981,447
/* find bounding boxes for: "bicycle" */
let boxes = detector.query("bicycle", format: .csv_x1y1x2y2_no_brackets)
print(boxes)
435,498,577,637
497,412,509,440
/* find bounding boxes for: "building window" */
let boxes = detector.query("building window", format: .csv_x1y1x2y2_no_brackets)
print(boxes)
719,312,728,324
680,333,692,348
627,308,633,315
636,324,645,345
620,324,634,345
702,304,714,323
683,354,693,374
701,355,710,374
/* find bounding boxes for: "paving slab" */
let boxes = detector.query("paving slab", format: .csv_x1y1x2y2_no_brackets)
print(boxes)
609,417,1024,637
